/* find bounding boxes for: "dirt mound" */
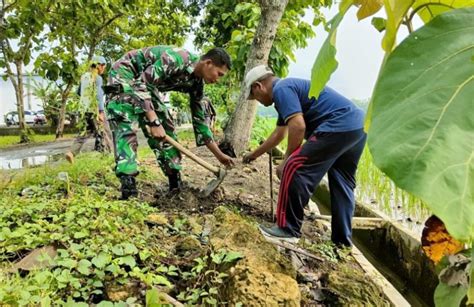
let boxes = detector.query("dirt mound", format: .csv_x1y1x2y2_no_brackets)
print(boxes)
210,207,301,306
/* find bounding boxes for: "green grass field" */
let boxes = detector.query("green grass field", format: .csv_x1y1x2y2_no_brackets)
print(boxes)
0,134,75,149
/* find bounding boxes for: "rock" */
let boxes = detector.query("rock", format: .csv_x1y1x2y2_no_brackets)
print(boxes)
146,213,168,226
106,281,141,302
187,217,203,235
175,236,202,255
57,172,69,182
210,207,300,306
9,245,57,272
20,187,36,197
242,167,253,174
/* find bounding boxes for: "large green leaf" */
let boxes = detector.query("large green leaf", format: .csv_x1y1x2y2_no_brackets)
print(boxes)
309,0,352,98
368,7,474,242
413,0,474,23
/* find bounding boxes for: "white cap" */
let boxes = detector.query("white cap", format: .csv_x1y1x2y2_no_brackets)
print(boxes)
243,65,273,99
92,56,107,65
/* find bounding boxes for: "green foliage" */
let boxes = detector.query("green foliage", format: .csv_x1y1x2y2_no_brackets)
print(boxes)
0,148,245,304
249,116,277,149
195,0,330,79
368,7,474,242
433,249,472,307
0,134,75,149
412,0,474,23
0,153,166,304
169,92,189,111
309,0,352,98
356,147,429,224
177,249,243,305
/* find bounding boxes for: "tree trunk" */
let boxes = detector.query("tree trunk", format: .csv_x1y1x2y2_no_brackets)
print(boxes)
56,82,73,139
15,61,30,143
222,0,288,156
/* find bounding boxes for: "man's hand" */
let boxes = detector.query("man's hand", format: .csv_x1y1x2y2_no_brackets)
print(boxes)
276,162,285,179
242,152,257,164
150,125,166,140
217,153,235,168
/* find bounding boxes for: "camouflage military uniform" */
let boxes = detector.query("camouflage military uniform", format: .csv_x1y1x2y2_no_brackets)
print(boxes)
106,45,214,177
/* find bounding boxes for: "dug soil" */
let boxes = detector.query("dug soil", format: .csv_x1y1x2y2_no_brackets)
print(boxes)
136,144,391,306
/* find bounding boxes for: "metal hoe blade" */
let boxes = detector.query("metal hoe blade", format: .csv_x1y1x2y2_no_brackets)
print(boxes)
201,168,227,197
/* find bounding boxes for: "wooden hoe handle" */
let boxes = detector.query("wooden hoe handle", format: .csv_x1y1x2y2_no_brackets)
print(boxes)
164,135,220,175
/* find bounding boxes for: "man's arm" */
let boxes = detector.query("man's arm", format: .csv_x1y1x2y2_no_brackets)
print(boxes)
243,125,287,163
284,113,305,160
275,114,305,178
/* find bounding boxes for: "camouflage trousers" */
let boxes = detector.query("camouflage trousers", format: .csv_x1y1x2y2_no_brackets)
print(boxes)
70,112,112,155
106,95,181,177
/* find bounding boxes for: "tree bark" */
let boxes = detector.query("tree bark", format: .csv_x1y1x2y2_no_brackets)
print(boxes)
56,82,73,139
14,61,31,143
222,0,288,156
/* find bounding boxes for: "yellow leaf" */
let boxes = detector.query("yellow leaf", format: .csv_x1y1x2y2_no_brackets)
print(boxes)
421,215,465,264
354,0,384,20
382,0,414,52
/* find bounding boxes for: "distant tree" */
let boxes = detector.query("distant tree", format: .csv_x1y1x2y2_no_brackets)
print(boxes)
195,0,331,154
0,0,52,142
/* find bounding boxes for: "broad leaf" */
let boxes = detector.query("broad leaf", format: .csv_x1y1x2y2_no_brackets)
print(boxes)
91,252,111,269
309,0,352,98
413,0,474,23
368,7,474,241
382,0,414,52
434,282,468,307
77,259,92,275
145,288,161,307
354,0,384,20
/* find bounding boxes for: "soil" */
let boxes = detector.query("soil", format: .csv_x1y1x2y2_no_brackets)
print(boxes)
135,143,391,306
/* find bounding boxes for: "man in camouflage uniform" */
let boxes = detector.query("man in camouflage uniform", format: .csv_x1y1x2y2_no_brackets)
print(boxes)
106,46,234,200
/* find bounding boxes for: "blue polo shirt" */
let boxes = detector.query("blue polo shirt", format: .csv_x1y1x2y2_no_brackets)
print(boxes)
273,78,365,138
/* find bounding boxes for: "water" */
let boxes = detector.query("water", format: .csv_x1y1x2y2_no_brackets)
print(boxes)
0,151,62,170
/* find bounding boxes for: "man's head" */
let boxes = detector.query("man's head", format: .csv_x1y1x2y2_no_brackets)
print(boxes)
195,47,232,84
91,56,107,75
243,65,274,106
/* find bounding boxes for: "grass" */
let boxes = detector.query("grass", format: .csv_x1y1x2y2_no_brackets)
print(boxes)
0,134,75,149
356,147,430,224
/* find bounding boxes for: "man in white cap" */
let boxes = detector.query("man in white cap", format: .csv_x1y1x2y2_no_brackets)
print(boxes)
66,56,110,163
242,65,366,247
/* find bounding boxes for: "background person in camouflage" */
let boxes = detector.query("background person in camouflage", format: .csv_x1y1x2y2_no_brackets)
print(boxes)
106,46,234,200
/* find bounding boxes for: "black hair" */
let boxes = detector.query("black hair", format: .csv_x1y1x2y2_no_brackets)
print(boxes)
201,47,232,70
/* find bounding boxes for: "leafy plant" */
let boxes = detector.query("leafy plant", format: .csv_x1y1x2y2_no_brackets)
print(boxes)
309,1,474,304
177,249,243,305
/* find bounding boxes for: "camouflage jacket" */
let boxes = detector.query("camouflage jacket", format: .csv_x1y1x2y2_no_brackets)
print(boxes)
108,45,213,146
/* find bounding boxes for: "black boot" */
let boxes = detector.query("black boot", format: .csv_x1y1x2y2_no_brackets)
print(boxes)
120,175,138,200
168,171,182,194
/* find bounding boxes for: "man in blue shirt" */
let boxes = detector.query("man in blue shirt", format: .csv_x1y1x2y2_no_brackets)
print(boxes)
242,65,366,247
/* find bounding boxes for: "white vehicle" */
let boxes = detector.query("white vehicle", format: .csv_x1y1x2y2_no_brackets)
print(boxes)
24,110,36,125
4,110,37,126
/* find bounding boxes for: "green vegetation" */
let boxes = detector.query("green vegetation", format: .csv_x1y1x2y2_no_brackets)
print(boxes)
356,147,429,220
309,2,473,303
0,134,75,149
0,151,242,305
